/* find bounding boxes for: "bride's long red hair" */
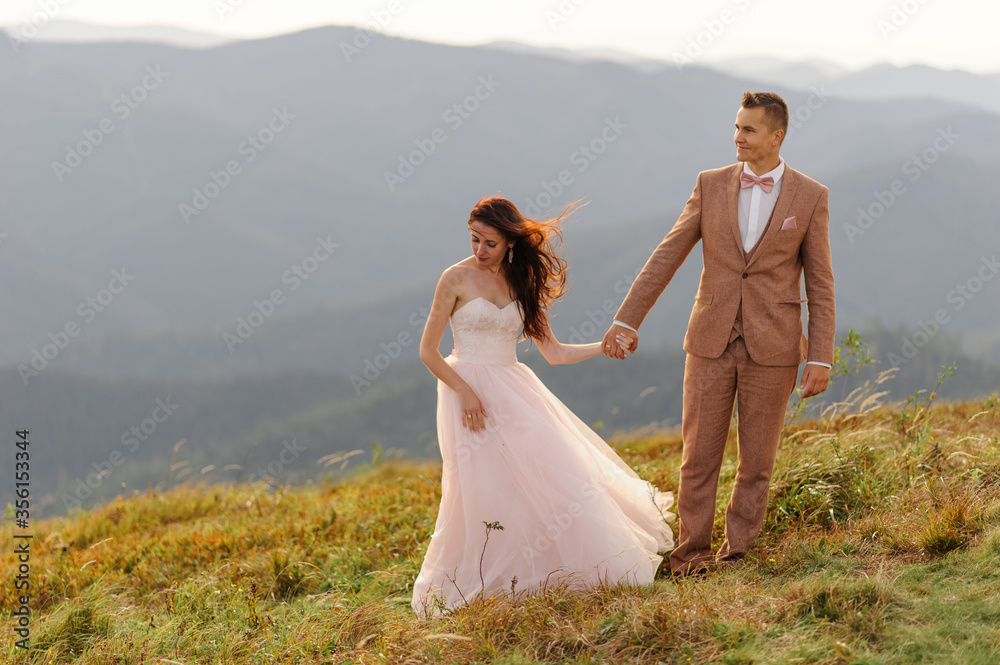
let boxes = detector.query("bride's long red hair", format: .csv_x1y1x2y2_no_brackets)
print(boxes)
468,196,579,343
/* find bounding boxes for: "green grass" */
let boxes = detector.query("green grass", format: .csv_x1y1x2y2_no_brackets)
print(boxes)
3,392,1000,664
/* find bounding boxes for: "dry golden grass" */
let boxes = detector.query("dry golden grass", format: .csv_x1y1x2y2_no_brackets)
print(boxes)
3,389,1000,663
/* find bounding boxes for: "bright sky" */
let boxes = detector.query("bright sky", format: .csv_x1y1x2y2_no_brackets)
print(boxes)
2,0,998,73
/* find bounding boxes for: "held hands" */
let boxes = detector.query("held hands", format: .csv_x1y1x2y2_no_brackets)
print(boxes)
601,324,637,359
799,364,830,399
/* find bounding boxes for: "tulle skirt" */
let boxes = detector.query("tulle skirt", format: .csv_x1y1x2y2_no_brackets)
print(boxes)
411,353,674,615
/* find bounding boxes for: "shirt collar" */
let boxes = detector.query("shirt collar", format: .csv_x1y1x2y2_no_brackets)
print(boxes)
742,157,785,184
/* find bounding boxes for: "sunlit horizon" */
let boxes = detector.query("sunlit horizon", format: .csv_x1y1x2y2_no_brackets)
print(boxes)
2,0,999,75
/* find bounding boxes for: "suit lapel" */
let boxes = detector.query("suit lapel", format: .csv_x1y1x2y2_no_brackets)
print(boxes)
726,165,745,259
746,166,797,268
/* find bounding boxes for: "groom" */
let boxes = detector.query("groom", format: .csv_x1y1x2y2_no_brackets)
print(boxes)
602,91,836,576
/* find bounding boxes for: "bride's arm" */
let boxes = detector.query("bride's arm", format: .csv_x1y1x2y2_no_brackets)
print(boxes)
419,269,487,431
536,320,631,365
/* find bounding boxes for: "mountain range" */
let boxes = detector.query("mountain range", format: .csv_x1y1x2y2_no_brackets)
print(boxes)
2,26,998,377
1,25,998,515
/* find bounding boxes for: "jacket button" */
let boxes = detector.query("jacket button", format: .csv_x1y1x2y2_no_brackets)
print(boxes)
742,272,749,279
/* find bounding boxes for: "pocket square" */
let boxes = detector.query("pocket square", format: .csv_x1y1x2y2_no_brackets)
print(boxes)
780,216,797,230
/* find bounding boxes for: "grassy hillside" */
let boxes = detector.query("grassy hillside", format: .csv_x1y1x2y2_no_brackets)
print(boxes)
2,388,999,663
10,325,1000,521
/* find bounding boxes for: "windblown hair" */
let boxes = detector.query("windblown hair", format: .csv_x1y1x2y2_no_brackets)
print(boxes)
468,196,577,343
741,90,789,139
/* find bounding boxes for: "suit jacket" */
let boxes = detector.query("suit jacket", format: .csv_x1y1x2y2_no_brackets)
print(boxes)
615,163,836,366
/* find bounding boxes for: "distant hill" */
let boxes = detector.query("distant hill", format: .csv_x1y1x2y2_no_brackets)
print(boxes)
0,28,998,381
1,20,234,48
6,321,1000,519
2,30,1000,519
703,59,1000,114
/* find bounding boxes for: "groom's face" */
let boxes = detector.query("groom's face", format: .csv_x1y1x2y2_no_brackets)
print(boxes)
734,106,782,168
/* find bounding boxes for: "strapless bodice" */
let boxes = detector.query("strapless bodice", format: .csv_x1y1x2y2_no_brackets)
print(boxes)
450,297,522,364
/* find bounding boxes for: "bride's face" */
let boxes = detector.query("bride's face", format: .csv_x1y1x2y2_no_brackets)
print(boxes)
469,221,511,270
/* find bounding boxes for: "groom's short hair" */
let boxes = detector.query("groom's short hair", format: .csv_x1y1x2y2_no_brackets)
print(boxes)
741,91,789,139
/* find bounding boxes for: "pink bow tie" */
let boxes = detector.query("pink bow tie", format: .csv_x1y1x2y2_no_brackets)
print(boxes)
740,172,774,193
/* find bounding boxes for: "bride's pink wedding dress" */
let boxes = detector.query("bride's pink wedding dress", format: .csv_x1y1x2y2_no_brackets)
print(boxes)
411,297,674,615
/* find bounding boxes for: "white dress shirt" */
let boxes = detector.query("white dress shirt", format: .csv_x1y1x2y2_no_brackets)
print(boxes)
739,158,784,252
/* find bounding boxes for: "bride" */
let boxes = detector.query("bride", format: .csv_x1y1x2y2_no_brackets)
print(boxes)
411,196,674,615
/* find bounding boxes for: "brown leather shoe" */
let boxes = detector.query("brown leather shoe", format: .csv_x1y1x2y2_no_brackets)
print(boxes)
716,552,746,566
670,563,709,581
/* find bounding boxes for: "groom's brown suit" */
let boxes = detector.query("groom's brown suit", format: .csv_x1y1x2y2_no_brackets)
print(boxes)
614,163,836,572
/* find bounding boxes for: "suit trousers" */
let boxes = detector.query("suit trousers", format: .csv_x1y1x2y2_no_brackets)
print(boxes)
669,336,799,573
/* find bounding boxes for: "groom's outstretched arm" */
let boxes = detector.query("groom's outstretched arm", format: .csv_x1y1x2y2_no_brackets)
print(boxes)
602,173,705,358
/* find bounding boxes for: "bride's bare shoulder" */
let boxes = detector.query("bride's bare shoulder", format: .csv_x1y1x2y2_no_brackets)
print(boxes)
451,256,478,270
441,257,476,281
434,257,475,294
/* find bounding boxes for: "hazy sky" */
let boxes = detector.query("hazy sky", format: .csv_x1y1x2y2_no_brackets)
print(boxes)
3,0,998,73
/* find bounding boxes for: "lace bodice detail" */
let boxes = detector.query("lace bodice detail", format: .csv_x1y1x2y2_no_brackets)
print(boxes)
450,297,522,361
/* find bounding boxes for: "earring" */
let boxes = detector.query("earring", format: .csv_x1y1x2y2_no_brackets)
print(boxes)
508,247,513,263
